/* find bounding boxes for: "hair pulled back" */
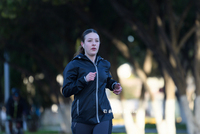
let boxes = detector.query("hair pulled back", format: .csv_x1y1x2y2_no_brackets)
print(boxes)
74,29,98,56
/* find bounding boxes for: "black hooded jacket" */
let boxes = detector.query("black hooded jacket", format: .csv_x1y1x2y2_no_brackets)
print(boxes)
62,53,117,124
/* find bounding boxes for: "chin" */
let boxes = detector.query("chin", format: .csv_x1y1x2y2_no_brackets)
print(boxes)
89,53,97,56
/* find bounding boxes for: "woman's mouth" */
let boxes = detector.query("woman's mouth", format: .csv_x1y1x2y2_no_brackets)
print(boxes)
91,48,96,51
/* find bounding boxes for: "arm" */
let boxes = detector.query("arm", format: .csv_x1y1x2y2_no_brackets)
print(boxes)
113,83,122,95
105,62,117,91
107,76,122,95
105,61,122,95
62,62,87,97
106,74,117,91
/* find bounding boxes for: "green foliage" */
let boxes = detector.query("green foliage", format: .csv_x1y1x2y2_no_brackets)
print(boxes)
0,0,28,19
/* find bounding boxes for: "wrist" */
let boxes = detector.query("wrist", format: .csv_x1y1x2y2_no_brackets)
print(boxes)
84,76,88,82
112,82,117,90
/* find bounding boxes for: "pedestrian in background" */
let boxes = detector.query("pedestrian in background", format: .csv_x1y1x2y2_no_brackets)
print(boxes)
6,88,30,134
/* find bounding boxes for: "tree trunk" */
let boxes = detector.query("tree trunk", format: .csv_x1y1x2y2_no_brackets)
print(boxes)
194,96,200,129
180,95,199,134
135,63,165,134
109,0,198,133
135,100,146,134
165,99,176,134
122,100,137,134
59,102,71,133
143,49,152,75
175,72,199,134
136,84,146,134
163,69,176,134
151,100,164,134
135,60,166,134
194,8,200,132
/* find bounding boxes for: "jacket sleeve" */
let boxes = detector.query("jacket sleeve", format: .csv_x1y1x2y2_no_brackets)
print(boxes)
106,62,117,91
62,61,87,97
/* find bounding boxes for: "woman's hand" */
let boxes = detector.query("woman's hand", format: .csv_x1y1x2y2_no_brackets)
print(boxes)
85,72,97,82
113,83,122,95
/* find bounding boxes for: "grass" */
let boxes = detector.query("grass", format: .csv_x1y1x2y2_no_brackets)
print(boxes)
25,131,61,134
24,131,126,134
0,131,185,134
0,123,187,134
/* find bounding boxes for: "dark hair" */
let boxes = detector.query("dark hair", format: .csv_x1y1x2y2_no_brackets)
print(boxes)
74,29,98,56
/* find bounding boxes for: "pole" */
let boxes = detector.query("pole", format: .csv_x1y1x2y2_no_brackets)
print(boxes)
4,52,10,103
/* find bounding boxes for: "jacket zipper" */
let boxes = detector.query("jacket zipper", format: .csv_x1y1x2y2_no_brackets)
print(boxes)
84,55,101,123
94,63,100,123
77,100,79,116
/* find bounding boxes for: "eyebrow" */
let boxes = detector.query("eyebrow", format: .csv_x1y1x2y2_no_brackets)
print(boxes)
87,38,99,40
87,38,99,39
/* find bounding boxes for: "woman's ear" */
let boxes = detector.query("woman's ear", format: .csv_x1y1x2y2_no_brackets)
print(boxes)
81,42,84,48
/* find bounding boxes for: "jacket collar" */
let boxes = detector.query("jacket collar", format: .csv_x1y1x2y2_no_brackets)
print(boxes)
73,53,103,63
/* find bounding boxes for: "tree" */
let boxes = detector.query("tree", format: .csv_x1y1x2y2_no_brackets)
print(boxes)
110,0,200,133
1,0,198,133
0,0,82,107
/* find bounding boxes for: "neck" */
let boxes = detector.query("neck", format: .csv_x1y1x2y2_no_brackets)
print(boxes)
85,54,96,63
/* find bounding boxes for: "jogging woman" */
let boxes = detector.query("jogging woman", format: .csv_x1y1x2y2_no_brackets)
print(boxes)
62,29,122,134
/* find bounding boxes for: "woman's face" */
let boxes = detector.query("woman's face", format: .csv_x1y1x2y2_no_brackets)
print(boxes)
82,32,100,57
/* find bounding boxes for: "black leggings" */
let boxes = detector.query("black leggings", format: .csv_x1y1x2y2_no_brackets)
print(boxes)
71,120,112,134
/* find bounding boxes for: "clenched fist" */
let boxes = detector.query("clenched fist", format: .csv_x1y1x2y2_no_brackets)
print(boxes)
113,83,122,95
85,72,97,82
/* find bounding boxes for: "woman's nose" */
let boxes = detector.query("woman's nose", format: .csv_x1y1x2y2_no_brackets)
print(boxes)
92,41,96,45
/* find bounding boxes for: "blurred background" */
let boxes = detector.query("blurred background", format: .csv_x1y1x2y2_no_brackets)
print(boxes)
0,0,200,134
